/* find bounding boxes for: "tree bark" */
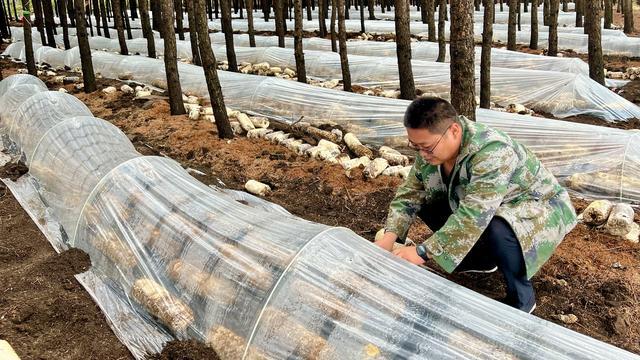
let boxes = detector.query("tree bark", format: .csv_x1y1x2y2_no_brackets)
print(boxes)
100,0,110,37
139,0,156,57
59,0,71,49
175,0,185,40
450,0,475,120
151,0,162,32
543,0,549,25
604,0,612,28
92,0,102,36
21,0,37,75
547,0,559,56
337,0,351,91
508,0,517,50
33,0,46,44
0,0,9,39
480,0,492,109
562,0,567,11
160,0,186,115
122,0,133,39
73,0,97,92
330,0,337,52
194,0,234,139
318,0,327,36
220,0,238,71
247,0,256,46
359,0,365,32
66,0,75,26
41,0,56,46
294,0,307,82
530,0,538,48
426,0,435,41
624,0,634,33
130,0,138,18
436,0,446,61
112,0,129,54
395,0,415,100
586,0,604,85
368,0,375,19
275,0,285,46
185,0,201,64
306,0,312,20
575,0,583,27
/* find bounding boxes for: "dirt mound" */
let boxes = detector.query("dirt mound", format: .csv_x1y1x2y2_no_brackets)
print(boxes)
147,340,220,360
0,161,28,181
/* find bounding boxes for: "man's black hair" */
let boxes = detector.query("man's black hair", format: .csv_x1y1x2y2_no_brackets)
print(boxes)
403,97,459,132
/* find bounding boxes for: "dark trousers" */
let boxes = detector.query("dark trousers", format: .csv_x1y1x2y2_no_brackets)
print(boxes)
417,199,536,311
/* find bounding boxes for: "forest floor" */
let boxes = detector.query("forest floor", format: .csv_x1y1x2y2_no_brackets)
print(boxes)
1,31,640,359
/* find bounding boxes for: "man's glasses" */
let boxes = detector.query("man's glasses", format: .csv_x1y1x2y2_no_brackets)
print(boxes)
408,125,451,155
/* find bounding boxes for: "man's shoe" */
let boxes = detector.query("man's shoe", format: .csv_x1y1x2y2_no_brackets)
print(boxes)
526,302,537,314
458,265,498,274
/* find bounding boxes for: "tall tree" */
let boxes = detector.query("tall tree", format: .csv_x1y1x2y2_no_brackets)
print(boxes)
575,0,582,27
395,0,415,100
66,0,75,26
0,0,10,39
247,0,256,46
74,0,97,92
130,0,139,18
20,0,36,75
151,0,162,32
547,0,559,56
220,0,238,71
122,0,133,39
368,0,375,19
275,0,285,47
33,0,46,44
507,0,517,50
426,0,435,41
185,0,201,64
337,0,351,91
586,0,604,85
112,0,129,54
450,0,475,120
543,0,549,25
194,0,234,139
294,0,307,82
139,0,156,58
175,0,185,40
530,0,538,49
330,0,337,52
58,0,71,49
100,0,110,38
92,0,102,36
480,0,492,109
160,0,186,115
318,0,327,36
436,0,446,62
604,0,612,29
623,0,634,33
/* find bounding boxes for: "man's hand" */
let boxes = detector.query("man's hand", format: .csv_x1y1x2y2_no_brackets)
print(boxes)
393,245,426,265
374,231,397,252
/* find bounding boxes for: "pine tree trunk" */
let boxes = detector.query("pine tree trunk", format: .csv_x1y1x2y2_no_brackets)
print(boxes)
160,0,186,115
220,0,238,71
123,0,133,39
450,0,475,120
586,0,604,85
130,0,138,18
92,0,102,36
508,0,517,49
426,0,435,41
185,0,201,64
151,0,162,31
41,0,56,46
530,0,538,48
194,0,234,139
73,0,97,92
67,0,75,26
33,0,46,44
421,0,428,22
436,0,445,61
624,0,634,33
59,0,71,49
604,0,612,28
247,0,256,46
275,0,285,46
112,0,129,54
0,1,8,39
480,0,492,109
543,0,548,25
21,0,37,75
547,0,559,56
139,0,156,57
318,0,326,35
306,0,312,20
175,0,185,40
575,0,582,27
395,0,415,99
100,0,110,38
359,0,365,31
368,0,375,19
294,0,307,82
337,0,351,91
517,0,521,30
330,0,337,52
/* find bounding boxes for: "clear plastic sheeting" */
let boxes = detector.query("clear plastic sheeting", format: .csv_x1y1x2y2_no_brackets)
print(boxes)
4,45,640,204
2,76,639,360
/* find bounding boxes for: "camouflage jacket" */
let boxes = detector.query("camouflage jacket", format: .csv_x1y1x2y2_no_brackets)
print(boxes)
385,116,577,279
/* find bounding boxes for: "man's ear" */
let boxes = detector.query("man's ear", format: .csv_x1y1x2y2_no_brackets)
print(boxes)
451,122,463,138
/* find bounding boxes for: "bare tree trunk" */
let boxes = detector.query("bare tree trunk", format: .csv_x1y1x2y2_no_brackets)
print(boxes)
530,0,538,48
575,0,582,26
318,0,327,35
586,0,604,85
112,0,129,54
624,0,634,33
368,0,375,19
194,0,234,139
426,0,435,41
517,0,522,30
151,0,161,32
73,0,97,92
92,0,102,36
508,0,517,49
160,0,186,115
41,0,56,46
21,0,37,75
450,0,475,120
139,0,156,57
604,0,612,28
67,0,75,26
562,0,567,11
185,0,201,64
480,0,492,109
330,0,337,52
130,0,138,18
58,0,71,49
436,0,446,61
359,0,365,32
337,0,351,91
175,0,185,40
306,0,312,20
33,0,46,44
547,0,559,56
395,0,415,99
294,0,307,82
220,0,238,71
421,0,428,22
524,0,528,12
247,0,256,46
275,0,285,46
543,0,548,24
123,0,133,39
0,1,9,39
100,0,110,38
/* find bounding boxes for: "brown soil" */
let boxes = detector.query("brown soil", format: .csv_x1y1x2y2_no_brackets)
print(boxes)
2,42,640,358
146,340,220,360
